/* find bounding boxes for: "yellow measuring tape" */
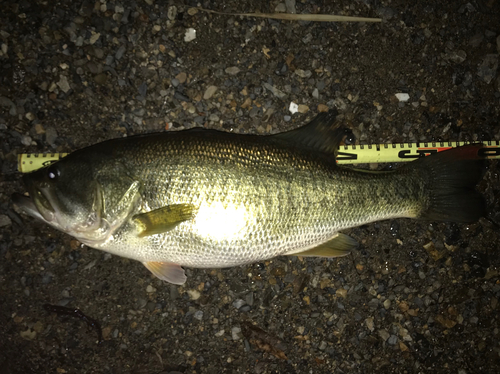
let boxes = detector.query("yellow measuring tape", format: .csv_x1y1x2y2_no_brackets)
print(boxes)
18,140,500,173
19,153,69,173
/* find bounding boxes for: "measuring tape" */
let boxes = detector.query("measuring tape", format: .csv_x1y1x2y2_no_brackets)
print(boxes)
337,140,500,163
18,140,500,173
19,153,69,173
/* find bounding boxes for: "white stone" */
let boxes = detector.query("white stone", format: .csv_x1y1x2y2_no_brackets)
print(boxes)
395,93,410,102
289,101,299,114
184,28,196,42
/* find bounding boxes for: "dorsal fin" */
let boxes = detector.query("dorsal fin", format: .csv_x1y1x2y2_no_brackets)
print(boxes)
272,110,352,157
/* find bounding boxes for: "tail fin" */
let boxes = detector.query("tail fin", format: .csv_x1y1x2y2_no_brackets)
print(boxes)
402,145,486,223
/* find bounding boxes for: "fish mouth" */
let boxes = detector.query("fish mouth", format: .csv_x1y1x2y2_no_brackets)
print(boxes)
11,192,49,222
32,185,58,222
12,187,56,223
14,174,58,223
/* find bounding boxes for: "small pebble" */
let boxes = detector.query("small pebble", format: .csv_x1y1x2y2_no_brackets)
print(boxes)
295,69,312,78
336,288,348,298
115,45,126,60
285,0,296,13
383,299,391,309
377,7,395,21
152,25,161,34
469,33,484,48
193,310,203,320
168,6,178,21
477,54,498,84
57,75,71,93
231,327,242,340
233,299,246,309
89,31,100,45
174,92,190,102
94,73,108,85
249,107,260,118
187,289,201,300
41,274,53,284
302,34,313,44
365,317,374,332
297,104,309,113
0,214,12,227
378,329,390,341
21,135,32,146
225,67,240,75
204,86,218,100
245,292,254,306
35,123,45,135
171,78,180,87
138,82,147,98
275,3,286,12
135,298,147,309
388,335,399,345
448,50,466,64
215,329,224,337
0,96,14,109
20,329,37,340
263,82,286,99
317,104,329,112
45,127,58,146
176,72,187,84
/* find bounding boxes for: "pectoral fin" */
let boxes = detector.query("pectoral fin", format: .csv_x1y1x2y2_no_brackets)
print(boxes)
144,261,187,285
288,233,358,257
133,203,197,237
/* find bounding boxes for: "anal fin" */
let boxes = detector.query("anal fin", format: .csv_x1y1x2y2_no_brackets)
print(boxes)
288,233,358,258
143,261,187,285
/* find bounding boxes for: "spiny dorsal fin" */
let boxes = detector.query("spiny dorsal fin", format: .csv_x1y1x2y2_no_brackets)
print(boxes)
272,110,352,157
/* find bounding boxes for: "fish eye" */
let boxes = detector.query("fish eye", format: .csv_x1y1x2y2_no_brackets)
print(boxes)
47,165,60,181
343,129,356,145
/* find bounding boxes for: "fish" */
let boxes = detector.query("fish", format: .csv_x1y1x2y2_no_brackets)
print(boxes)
13,110,486,285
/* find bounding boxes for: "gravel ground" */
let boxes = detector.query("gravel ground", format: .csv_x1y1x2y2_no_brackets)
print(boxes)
1,1,500,373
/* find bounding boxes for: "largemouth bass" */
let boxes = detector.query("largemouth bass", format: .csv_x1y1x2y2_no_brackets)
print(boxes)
13,111,486,284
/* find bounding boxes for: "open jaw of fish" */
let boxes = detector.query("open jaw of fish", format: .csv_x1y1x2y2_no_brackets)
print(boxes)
13,110,487,285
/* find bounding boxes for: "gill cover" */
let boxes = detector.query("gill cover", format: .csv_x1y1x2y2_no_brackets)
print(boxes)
18,156,142,244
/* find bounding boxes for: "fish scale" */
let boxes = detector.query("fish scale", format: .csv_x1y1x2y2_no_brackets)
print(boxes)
87,131,420,265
